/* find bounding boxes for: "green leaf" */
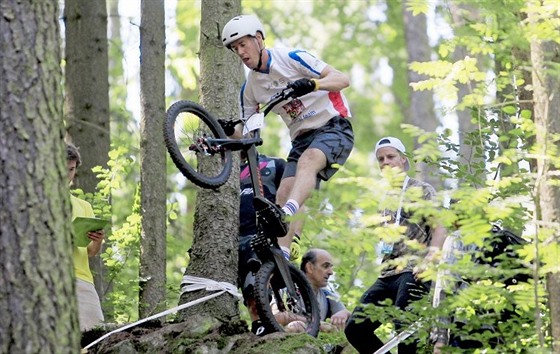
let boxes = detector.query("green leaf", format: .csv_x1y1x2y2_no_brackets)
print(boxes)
405,0,430,16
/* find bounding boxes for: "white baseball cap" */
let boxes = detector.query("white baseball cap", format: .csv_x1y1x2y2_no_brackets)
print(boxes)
375,137,410,171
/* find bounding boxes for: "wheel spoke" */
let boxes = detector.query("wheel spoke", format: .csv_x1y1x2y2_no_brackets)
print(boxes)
163,100,232,189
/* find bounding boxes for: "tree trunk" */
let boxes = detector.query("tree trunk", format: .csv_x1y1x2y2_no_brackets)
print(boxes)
178,0,243,322
64,0,110,193
0,1,80,352
447,2,487,187
108,0,131,140
63,0,111,306
91,0,125,322
530,8,560,350
401,4,441,188
139,0,167,319
385,0,408,125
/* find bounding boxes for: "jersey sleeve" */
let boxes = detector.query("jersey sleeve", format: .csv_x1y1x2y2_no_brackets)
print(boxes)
240,80,259,120
287,49,328,78
328,298,347,316
323,289,347,318
71,195,96,219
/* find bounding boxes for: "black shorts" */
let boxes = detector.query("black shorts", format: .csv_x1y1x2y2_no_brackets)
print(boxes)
283,116,354,181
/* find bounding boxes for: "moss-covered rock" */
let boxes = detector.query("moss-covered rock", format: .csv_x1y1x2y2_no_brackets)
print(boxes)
82,316,351,354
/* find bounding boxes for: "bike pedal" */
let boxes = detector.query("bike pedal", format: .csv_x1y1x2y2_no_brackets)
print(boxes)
252,195,277,211
253,196,289,238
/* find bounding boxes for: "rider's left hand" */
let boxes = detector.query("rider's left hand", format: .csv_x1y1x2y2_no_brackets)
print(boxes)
217,119,237,136
288,78,317,97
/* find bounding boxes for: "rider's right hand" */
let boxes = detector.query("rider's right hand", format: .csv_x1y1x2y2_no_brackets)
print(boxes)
217,119,237,136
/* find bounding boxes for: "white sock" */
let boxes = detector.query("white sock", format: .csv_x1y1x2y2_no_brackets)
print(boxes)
282,199,299,216
280,246,291,260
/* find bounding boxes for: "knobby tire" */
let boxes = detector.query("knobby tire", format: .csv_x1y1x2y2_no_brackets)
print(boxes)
254,261,320,337
163,100,232,189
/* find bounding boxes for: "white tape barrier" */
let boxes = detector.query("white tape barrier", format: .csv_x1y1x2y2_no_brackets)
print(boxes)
373,320,423,354
83,276,241,351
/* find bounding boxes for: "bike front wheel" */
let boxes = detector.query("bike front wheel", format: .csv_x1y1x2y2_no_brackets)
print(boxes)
254,261,320,337
164,100,233,189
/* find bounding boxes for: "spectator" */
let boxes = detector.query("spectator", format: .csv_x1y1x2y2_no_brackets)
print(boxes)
344,137,446,353
431,230,475,353
220,14,354,260
432,224,527,352
67,143,105,331
282,248,351,333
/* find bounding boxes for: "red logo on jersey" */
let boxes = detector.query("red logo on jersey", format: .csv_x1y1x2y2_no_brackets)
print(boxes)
282,99,305,120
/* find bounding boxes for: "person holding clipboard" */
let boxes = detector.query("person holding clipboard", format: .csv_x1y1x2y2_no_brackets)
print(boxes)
67,143,106,331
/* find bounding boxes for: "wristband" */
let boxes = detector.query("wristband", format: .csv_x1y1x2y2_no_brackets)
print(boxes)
311,79,319,91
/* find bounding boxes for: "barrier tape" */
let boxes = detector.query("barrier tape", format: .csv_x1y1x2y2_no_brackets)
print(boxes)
373,320,423,354
180,275,241,297
83,276,241,351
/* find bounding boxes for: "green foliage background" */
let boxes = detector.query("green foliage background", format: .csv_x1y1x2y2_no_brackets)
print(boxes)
78,0,559,352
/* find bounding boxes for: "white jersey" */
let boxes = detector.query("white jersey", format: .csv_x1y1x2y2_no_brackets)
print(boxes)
240,47,352,139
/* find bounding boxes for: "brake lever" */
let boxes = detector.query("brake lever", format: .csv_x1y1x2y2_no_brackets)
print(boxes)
270,87,295,101
283,87,296,99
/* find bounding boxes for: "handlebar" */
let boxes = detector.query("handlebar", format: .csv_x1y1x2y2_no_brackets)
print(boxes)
212,87,296,152
222,87,295,129
261,87,296,116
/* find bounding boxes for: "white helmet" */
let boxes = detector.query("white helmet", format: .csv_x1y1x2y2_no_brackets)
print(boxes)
222,15,265,48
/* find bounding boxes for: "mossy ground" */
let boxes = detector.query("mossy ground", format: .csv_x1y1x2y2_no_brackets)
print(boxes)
81,317,352,354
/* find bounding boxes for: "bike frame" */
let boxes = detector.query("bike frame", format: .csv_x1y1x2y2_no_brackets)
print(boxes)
204,89,299,299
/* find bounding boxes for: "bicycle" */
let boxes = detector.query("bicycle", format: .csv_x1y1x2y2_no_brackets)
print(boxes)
163,87,321,337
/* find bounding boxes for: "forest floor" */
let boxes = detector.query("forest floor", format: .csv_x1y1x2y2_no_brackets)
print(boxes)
81,315,352,354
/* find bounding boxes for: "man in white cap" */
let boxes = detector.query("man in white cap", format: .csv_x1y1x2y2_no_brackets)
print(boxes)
345,136,446,354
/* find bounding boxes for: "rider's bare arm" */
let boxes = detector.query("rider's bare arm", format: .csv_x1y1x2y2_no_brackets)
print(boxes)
314,65,350,92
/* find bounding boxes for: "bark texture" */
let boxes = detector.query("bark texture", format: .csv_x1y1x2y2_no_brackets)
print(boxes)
530,18,560,351
139,0,167,319
64,0,111,304
402,5,441,188
178,0,244,321
0,1,80,352
64,0,110,193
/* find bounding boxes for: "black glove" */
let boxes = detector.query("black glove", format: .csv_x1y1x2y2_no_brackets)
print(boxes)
288,78,316,98
217,119,237,136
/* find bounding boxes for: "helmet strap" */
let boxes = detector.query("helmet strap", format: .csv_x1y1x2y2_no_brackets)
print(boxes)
255,49,264,72
253,37,264,72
